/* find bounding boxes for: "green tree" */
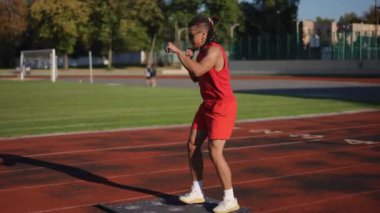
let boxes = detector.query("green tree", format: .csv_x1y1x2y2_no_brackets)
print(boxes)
363,6,379,24
129,0,165,65
114,19,150,52
338,12,362,24
240,0,300,35
86,0,121,68
87,0,160,67
316,17,334,25
164,0,202,48
30,0,90,69
0,0,28,67
204,0,242,44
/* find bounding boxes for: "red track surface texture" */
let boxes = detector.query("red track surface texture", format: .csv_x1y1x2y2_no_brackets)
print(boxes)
0,111,379,212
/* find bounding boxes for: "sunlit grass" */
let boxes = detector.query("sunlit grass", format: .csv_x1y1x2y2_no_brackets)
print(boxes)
0,80,378,137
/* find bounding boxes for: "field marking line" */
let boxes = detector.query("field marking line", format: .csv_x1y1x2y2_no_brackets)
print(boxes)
1,108,378,140
237,108,380,124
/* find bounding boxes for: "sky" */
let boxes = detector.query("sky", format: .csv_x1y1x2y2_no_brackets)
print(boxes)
298,0,374,21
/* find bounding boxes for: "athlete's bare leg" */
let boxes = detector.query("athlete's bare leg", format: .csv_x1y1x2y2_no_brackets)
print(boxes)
208,139,232,189
187,128,208,181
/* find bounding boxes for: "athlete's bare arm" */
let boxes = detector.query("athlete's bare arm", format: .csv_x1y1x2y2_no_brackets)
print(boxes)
184,48,198,83
166,42,221,77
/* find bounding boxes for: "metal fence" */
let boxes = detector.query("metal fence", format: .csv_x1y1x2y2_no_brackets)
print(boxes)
156,32,380,65
332,32,380,60
229,33,380,60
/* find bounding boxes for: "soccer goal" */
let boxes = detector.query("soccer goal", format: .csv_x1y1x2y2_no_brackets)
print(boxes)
19,49,58,82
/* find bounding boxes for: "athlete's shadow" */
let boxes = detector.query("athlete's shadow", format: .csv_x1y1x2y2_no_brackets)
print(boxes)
0,153,183,206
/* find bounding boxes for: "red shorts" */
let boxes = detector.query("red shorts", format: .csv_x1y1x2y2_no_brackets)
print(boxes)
191,100,237,140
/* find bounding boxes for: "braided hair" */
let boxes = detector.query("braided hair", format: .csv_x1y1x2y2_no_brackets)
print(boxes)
188,15,219,47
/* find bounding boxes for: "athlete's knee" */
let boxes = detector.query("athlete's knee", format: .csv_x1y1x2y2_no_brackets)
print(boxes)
187,138,198,151
208,143,223,159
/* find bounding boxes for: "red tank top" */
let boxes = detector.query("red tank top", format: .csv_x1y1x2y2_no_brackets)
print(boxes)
196,42,235,103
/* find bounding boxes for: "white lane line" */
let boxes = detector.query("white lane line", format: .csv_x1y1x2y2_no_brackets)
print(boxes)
4,122,380,159
226,162,377,187
1,144,379,192
1,122,379,176
2,135,379,175
345,139,379,145
249,129,283,134
264,188,380,213
30,162,379,213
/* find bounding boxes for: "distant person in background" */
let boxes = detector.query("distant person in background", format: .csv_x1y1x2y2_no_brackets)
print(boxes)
145,64,157,87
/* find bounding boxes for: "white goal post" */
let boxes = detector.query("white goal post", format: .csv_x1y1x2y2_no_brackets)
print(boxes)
19,49,57,82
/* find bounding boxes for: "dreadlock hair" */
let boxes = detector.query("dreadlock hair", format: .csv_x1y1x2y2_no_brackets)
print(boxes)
188,15,219,47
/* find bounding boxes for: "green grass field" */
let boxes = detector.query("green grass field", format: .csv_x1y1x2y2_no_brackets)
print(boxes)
0,80,378,138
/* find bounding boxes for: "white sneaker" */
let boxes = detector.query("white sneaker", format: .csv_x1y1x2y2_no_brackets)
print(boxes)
179,189,205,204
213,198,240,213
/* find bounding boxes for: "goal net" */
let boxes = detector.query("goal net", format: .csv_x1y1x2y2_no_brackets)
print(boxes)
19,49,58,82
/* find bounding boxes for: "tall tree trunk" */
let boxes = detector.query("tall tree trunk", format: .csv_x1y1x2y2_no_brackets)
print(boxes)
64,53,68,70
147,33,157,65
108,38,112,68
174,21,180,47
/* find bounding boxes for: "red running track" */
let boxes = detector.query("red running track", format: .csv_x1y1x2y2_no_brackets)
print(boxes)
0,110,379,212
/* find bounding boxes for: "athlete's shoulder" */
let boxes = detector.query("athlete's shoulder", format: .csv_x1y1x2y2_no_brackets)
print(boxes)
211,42,224,48
203,46,221,61
210,42,225,52
208,44,222,54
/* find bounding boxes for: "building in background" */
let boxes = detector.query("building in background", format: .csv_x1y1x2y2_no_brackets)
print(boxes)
301,20,380,46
